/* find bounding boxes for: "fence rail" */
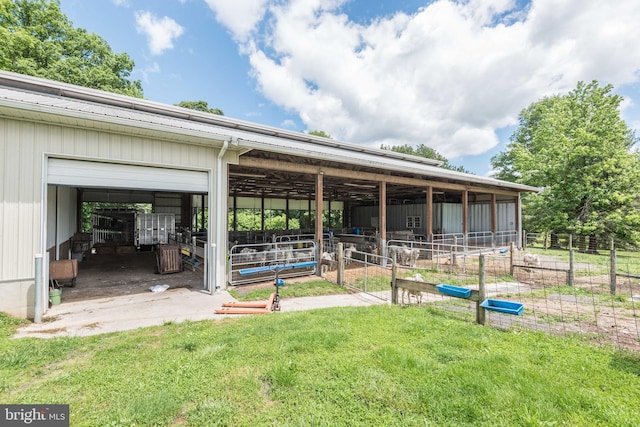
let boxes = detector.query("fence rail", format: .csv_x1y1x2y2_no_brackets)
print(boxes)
228,241,317,286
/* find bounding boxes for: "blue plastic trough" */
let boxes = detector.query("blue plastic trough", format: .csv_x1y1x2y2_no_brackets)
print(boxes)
238,261,317,277
480,299,524,316
436,284,472,299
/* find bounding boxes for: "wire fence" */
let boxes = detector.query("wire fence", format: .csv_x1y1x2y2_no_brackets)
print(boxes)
390,244,640,352
316,237,640,351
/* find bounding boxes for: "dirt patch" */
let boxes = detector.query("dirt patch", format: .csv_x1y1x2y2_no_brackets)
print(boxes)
59,251,202,303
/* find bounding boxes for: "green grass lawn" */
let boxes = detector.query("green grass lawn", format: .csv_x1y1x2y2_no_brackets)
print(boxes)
229,279,350,301
1,306,639,426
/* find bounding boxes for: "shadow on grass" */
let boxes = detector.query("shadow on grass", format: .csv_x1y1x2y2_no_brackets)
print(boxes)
610,351,640,376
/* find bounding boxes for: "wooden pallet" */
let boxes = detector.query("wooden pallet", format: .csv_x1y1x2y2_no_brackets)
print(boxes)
156,244,183,274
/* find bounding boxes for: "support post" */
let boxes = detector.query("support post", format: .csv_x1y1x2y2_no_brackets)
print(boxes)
610,238,616,295
337,242,344,286
391,251,397,305
568,235,574,286
509,241,515,276
477,254,486,325
34,254,43,323
451,236,457,273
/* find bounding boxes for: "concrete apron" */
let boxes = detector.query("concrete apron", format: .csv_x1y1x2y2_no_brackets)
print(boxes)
14,288,387,339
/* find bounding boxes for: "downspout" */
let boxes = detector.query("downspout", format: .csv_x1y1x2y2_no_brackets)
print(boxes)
212,137,237,293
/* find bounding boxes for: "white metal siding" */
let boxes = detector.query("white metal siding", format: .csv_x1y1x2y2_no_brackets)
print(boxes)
0,117,220,316
48,158,209,193
469,203,491,232
497,202,516,231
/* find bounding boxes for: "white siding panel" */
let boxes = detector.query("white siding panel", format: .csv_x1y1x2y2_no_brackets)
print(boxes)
1,117,220,316
497,202,516,231
48,158,209,192
469,204,491,232
441,203,463,234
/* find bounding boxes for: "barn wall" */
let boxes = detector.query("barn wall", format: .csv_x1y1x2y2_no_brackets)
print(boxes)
0,117,220,317
497,201,517,231
351,201,516,237
469,203,490,232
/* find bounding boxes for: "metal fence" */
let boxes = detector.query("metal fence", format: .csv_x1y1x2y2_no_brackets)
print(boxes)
340,250,393,302
228,240,317,286
387,243,640,352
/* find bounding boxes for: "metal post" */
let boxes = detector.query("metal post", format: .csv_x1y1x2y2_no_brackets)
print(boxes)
477,254,486,325
610,238,616,295
363,252,368,293
204,243,209,292
34,254,43,323
337,242,344,286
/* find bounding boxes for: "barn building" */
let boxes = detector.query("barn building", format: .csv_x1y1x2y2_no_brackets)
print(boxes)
0,70,537,319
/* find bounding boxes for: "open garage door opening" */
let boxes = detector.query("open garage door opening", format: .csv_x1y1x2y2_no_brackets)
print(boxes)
46,158,212,304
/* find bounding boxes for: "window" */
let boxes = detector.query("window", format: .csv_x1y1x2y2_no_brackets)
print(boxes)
406,216,421,229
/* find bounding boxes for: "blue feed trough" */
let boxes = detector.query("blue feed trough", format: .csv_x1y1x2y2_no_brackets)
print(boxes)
480,299,524,316
238,261,317,277
436,284,471,299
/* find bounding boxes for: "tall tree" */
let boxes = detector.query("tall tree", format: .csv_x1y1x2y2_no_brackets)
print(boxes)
176,100,223,115
381,143,470,173
492,81,640,245
0,0,143,97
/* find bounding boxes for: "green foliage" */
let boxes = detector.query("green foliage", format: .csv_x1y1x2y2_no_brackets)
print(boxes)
308,130,331,138
81,202,151,232
1,306,639,425
229,209,301,231
492,81,640,243
176,100,224,115
381,143,470,173
229,208,343,231
0,0,143,97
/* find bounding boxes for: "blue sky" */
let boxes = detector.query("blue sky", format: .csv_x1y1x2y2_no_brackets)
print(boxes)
59,0,640,176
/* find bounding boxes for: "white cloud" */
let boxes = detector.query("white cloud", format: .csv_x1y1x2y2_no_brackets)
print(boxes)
281,119,296,128
138,62,161,83
203,0,270,42
135,11,184,56
208,0,640,158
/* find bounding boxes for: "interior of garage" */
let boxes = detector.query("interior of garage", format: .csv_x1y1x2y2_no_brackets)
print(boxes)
47,185,208,303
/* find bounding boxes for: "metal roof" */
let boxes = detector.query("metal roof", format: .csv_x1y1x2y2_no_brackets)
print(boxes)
0,70,539,193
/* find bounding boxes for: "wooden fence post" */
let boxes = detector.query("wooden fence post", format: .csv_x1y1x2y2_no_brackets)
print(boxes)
568,235,574,287
610,238,617,295
477,254,486,325
391,252,397,305
509,241,515,276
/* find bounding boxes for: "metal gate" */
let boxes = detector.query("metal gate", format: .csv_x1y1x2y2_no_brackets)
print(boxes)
228,240,318,286
342,250,393,301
